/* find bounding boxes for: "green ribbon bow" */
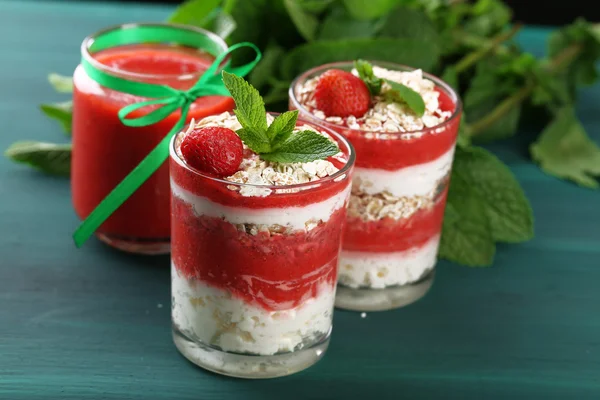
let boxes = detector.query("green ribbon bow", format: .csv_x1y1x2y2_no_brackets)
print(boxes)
72,24,261,247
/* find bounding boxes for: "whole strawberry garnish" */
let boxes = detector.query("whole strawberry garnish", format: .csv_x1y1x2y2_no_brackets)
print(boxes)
180,126,243,176
314,69,371,118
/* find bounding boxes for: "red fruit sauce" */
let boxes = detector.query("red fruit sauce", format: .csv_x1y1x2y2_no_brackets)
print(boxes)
71,44,234,241
344,192,448,252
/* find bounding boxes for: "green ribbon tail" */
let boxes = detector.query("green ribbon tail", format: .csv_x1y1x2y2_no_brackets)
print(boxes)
72,120,182,248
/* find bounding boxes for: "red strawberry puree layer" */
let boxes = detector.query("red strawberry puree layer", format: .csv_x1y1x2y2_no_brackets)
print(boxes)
344,192,448,253
170,156,351,312
72,44,234,240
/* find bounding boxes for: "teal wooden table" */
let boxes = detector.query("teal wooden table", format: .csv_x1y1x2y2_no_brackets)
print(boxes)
1,1,599,399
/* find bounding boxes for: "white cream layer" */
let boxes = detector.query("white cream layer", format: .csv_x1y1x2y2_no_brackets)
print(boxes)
338,235,440,289
354,147,454,198
172,264,335,355
171,179,350,231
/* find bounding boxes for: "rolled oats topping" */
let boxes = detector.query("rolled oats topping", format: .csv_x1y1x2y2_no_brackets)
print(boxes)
297,66,453,138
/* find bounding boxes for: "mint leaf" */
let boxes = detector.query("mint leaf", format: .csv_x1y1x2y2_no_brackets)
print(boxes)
463,56,524,142
441,66,459,92
222,70,268,132
40,101,72,135
343,0,398,21
457,117,472,148
384,80,426,117
167,0,222,27
284,0,319,41
378,6,440,55
261,130,339,163
267,110,298,143
249,43,285,92
463,0,512,37
48,73,73,93
354,59,382,96
439,167,495,267
453,146,534,243
548,18,600,91
292,0,334,13
531,107,600,189
223,71,338,162
530,70,572,110
236,128,271,154
439,145,534,266
318,6,378,40
281,38,439,80
5,141,71,177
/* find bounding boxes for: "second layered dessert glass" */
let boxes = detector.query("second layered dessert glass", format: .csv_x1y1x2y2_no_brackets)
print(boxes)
290,61,461,311
170,112,354,378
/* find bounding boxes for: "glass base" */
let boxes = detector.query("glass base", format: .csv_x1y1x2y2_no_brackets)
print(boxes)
172,325,330,379
96,232,170,255
334,269,435,312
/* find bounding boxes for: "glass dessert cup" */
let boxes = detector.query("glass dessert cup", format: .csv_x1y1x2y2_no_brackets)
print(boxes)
71,23,233,255
169,115,355,378
289,61,462,311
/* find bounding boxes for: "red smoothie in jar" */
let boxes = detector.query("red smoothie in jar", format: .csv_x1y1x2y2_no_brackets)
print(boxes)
289,61,461,311
72,38,233,254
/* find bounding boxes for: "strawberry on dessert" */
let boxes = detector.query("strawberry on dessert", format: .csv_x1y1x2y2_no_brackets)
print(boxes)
314,69,371,118
179,126,243,176
169,72,354,378
289,60,462,311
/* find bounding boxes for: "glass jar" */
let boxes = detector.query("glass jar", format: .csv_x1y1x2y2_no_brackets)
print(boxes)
169,114,355,378
71,23,232,254
289,61,462,311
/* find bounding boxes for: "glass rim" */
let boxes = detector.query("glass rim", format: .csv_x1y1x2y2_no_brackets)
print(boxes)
288,60,463,136
80,22,229,82
169,112,356,191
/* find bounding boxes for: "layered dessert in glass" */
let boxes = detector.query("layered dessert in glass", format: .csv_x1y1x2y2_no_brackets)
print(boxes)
289,61,461,311
170,111,354,378
72,23,233,254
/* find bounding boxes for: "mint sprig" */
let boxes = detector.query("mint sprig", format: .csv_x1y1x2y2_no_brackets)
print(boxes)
354,59,426,117
5,141,71,177
354,59,383,95
222,71,339,163
439,146,534,266
40,100,73,135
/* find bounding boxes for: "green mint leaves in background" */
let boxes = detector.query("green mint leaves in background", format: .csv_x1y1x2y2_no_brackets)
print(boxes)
531,107,600,188
6,0,600,267
222,71,339,163
4,142,71,177
42,73,74,134
5,73,73,177
40,101,73,134
48,73,74,93
439,146,534,266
